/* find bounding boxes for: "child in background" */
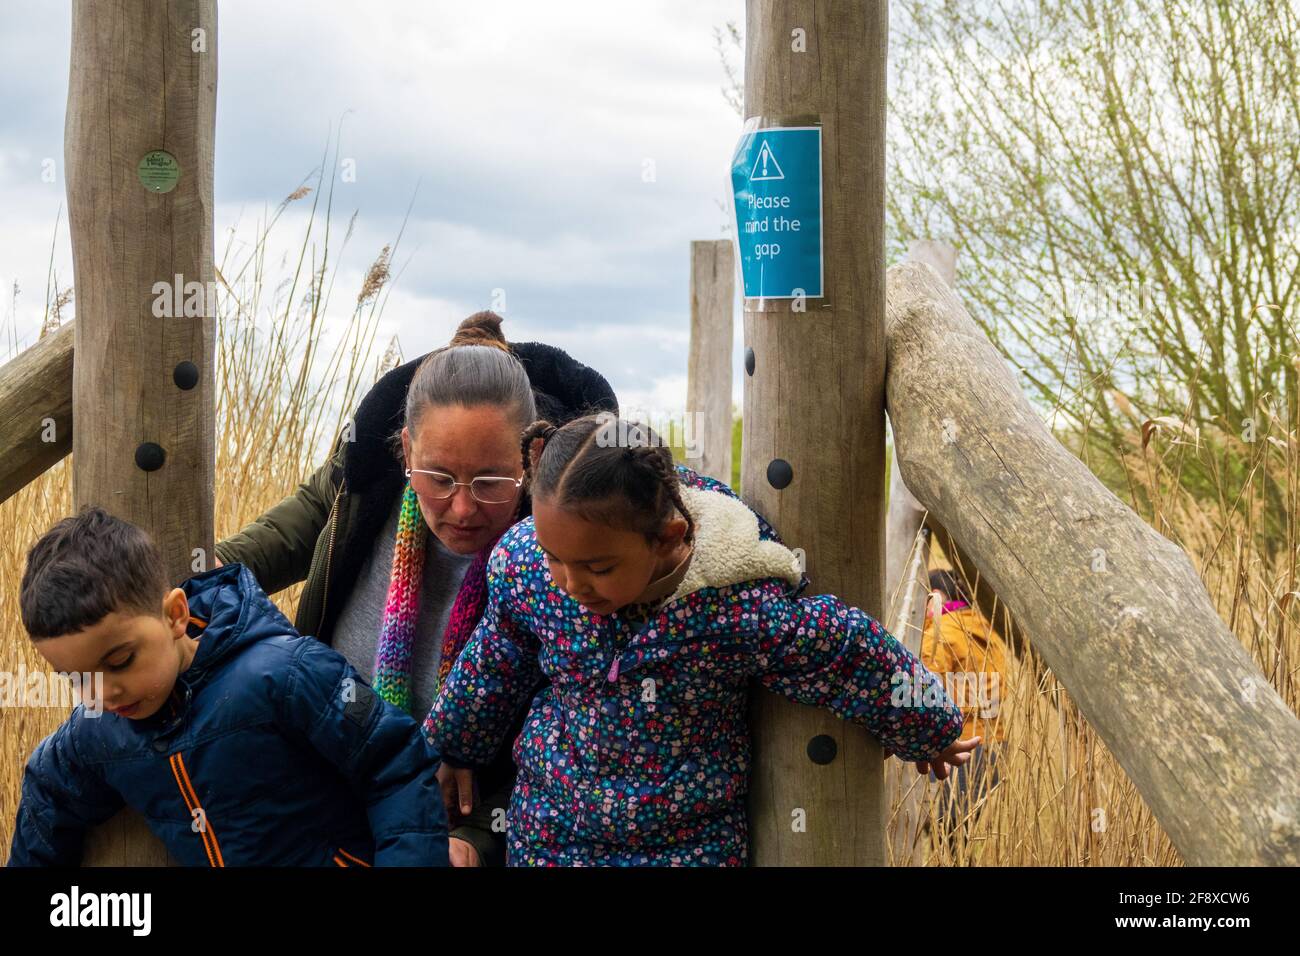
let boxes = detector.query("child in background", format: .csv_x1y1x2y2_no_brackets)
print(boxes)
922,567,1007,831
9,508,448,867
426,414,976,866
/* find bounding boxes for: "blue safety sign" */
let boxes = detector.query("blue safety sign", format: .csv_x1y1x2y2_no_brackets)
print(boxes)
730,125,823,299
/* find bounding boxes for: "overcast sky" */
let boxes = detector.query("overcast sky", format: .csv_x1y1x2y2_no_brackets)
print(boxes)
0,0,747,426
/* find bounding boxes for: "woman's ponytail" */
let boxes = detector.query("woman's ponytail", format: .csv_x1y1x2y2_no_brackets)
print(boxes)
447,310,512,353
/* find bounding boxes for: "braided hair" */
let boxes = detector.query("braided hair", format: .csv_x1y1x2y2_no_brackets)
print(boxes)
519,413,695,545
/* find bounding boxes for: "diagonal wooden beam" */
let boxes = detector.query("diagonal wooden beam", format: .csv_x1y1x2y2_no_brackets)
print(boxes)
886,259,1300,865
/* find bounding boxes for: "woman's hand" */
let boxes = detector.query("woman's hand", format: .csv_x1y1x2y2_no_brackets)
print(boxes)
437,762,476,817
448,837,481,867
884,735,982,781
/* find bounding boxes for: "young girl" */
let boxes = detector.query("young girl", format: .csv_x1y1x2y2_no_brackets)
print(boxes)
425,414,976,866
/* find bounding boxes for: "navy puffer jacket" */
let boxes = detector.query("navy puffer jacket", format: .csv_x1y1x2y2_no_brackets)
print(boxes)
8,563,448,867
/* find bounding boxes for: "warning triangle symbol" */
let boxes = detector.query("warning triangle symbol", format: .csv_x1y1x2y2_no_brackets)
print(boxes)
749,141,785,181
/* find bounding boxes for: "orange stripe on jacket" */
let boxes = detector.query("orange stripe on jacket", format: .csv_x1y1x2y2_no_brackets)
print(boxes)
170,753,225,867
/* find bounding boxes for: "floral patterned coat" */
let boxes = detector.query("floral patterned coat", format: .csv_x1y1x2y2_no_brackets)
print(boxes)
426,468,963,865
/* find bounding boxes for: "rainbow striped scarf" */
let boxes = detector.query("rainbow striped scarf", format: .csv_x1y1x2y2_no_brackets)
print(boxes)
372,483,428,712
374,482,502,715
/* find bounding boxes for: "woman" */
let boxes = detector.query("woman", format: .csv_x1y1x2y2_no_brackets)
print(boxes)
214,311,617,866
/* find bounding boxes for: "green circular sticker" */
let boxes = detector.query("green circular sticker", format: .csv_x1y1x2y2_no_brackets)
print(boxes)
137,150,180,193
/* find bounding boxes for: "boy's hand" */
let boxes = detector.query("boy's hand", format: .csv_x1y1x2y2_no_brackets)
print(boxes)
437,762,476,817
883,735,982,781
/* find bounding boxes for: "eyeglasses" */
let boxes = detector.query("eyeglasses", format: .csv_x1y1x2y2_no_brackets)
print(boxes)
405,468,523,505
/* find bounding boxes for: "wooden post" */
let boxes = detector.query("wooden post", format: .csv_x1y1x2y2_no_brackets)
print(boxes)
882,506,932,864
741,0,889,865
882,452,932,864
66,0,217,866
903,239,956,286
886,260,1300,865
884,453,930,651
686,240,735,484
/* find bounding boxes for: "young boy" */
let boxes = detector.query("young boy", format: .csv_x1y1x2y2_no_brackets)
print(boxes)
8,507,449,867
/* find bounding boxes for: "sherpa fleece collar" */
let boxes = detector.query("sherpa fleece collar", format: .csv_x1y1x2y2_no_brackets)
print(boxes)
667,484,802,603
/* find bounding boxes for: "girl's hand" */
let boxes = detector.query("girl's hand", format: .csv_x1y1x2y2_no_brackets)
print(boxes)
883,735,982,781
437,762,476,817
448,837,481,867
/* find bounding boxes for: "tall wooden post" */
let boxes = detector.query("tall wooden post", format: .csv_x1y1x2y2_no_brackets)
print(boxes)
686,240,735,484
883,443,932,865
741,0,889,864
67,0,217,866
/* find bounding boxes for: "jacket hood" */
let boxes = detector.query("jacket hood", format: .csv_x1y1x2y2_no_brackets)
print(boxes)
668,484,803,603
180,563,299,687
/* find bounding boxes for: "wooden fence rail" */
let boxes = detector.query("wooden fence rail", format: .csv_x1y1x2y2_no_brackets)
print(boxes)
0,322,73,502
885,260,1300,865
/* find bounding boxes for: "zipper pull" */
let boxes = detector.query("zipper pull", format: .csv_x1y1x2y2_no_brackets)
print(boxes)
606,656,621,682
